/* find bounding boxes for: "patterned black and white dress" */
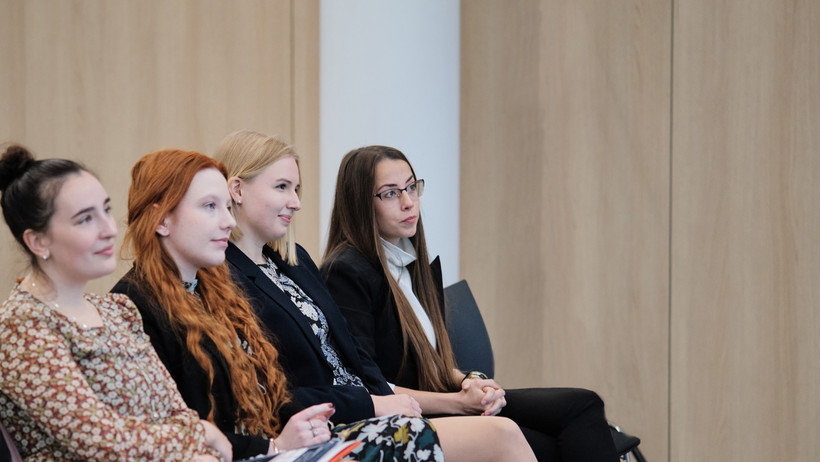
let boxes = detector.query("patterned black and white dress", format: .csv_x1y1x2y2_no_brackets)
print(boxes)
259,257,443,462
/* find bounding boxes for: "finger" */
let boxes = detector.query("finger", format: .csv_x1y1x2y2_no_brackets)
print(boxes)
296,402,336,421
484,397,507,416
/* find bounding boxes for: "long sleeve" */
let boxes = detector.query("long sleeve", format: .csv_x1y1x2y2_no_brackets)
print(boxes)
111,275,270,460
0,290,212,460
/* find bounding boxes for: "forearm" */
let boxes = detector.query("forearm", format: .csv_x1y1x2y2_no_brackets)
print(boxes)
393,386,466,415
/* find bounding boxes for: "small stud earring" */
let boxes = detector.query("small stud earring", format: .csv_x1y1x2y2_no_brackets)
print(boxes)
42,254,48,261
237,200,242,205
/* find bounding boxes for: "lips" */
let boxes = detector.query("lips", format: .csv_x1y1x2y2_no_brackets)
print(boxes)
279,215,292,224
212,238,229,248
402,216,418,224
96,246,115,257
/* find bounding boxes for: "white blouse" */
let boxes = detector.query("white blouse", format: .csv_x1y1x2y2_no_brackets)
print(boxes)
381,237,437,349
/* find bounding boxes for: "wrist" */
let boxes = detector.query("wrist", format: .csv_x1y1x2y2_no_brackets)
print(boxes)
269,437,280,455
461,370,488,384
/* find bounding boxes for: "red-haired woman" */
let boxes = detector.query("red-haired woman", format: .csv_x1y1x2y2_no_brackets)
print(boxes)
215,129,538,462
0,145,228,461
112,149,446,461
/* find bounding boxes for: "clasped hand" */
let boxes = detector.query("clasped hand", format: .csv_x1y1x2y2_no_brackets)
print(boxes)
460,378,506,416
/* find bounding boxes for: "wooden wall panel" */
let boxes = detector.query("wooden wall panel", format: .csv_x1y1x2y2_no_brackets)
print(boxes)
461,2,671,461
671,1,820,460
0,0,319,296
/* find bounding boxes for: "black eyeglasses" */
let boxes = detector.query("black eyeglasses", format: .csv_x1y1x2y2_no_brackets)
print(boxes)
373,179,425,201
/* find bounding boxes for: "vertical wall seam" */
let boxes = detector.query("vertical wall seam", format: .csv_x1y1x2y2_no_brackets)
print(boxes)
290,0,296,144
667,1,675,461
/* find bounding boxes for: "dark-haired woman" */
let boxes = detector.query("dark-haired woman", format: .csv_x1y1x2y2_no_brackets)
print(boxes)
112,148,449,462
321,145,620,462
0,144,228,461
215,129,538,462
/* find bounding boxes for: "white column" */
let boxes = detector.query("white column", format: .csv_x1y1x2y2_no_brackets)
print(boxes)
320,0,460,284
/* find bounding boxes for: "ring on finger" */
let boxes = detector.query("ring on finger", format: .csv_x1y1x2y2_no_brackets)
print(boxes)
312,428,319,437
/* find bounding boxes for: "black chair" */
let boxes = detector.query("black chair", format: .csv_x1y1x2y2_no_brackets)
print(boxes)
444,279,646,462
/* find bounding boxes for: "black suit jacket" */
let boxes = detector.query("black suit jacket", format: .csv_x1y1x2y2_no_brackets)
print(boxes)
225,242,393,424
111,270,274,459
320,246,444,389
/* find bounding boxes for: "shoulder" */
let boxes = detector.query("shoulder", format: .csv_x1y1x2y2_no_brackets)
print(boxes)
321,246,380,279
0,288,48,331
89,291,146,327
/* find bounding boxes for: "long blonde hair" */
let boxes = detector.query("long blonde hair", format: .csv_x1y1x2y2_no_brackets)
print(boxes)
213,129,301,265
121,148,290,437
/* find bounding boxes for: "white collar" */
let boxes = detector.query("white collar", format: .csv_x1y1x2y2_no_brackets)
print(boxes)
380,237,417,269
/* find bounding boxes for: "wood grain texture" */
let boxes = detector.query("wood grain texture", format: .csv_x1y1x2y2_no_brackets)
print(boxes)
671,1,820,460
461,1,671,460
0,0,319,296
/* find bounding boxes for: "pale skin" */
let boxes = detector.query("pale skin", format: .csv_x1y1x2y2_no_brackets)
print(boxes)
227,156,536,462
158,168,337,457
19,171,232,462
374,159,509,417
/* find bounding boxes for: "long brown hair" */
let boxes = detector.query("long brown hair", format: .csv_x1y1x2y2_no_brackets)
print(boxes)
121,149,290,437
323,146,460,392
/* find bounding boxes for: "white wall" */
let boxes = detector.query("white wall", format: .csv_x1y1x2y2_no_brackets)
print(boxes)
319,0,460,285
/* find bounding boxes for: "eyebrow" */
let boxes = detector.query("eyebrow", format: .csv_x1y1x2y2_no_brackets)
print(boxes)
71,198,111,219
378,175,415,190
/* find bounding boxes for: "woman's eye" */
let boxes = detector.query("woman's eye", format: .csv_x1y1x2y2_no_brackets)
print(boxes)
204,202,216,210
104,205,112,215
383,190,397,199
407,183,417,192
78,215,92,224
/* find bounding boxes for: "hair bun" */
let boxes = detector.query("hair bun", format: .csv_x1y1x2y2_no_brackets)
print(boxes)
0,144,36,192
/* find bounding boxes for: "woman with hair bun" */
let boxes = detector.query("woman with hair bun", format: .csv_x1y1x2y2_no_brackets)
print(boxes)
0,144,229,461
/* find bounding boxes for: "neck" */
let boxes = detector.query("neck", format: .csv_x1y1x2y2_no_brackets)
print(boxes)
21,271,87,309
232,233,268,265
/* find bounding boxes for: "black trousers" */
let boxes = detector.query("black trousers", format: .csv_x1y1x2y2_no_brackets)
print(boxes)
499,387,619,462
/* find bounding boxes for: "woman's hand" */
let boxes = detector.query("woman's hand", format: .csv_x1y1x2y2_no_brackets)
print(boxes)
460,378,506,416
273,403,335,452
371,393,422,417
200,419,232,462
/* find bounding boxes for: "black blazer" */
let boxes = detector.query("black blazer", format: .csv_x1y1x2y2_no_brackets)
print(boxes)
320,246,444,389
225,242,393,425
111,271,273,460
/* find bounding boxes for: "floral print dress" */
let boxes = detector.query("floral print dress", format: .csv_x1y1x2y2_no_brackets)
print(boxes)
0,286,215,461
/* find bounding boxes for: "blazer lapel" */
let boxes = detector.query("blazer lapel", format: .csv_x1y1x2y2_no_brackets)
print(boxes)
226,243,326,360
266,247,364,370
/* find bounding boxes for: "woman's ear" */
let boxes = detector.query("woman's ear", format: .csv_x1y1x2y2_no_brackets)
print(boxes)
155,204,171,237
22,229,50,260
228,176,243,204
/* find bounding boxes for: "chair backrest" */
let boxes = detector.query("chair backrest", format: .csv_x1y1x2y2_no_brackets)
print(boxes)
1,420,22,462
443,280,495,378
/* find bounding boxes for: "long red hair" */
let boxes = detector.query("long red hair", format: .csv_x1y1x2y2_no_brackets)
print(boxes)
121,149,290,437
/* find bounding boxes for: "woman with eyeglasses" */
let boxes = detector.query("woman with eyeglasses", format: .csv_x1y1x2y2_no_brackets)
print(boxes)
320,145,620,462
214,129,538,462
112,148,449,462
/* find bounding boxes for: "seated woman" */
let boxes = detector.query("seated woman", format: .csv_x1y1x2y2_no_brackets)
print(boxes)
320,145,620,462
214,129,537,462
0,145,228,461
112,148,445,462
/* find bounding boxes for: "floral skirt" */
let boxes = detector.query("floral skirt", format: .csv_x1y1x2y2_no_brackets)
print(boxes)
331,414,443,462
